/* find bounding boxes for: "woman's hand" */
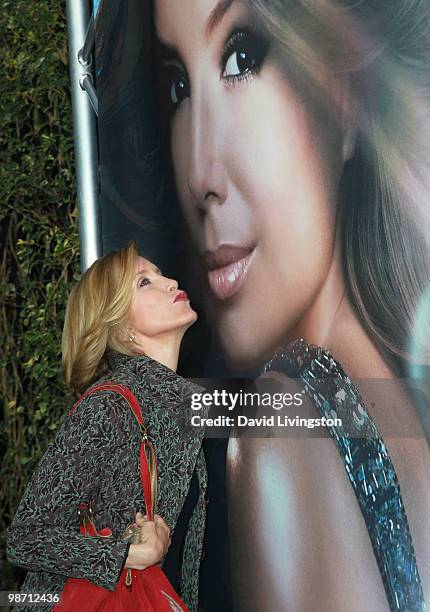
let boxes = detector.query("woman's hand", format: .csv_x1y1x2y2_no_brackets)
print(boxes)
124,512,172,570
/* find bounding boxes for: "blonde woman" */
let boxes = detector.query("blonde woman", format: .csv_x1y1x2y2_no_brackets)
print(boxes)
7,241,207,611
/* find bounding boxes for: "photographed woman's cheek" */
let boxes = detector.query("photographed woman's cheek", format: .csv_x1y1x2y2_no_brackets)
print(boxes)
170,112,198,232
203,98,343,364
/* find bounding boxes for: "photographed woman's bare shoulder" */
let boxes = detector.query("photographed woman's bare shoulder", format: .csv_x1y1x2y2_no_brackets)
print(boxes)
226,339,429,610
227,427,390,609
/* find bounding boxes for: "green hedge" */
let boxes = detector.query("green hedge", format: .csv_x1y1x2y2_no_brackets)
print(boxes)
0,0,79,590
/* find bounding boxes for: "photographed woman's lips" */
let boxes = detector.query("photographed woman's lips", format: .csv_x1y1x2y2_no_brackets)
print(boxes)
173,291,189,303
203,245,255,300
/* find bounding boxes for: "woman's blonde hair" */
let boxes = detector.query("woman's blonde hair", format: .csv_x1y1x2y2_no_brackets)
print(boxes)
62,241,139,396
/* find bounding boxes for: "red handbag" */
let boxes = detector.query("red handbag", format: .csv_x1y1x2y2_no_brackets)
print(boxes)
55,382,189,612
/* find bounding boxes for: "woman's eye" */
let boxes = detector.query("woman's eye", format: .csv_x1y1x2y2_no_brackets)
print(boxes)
160,65,190,113
138,277,151,288
170,74,190,106
222,29,269,80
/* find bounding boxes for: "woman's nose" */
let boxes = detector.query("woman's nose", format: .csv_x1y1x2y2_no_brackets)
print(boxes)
187,88,227,212
167,278,179,292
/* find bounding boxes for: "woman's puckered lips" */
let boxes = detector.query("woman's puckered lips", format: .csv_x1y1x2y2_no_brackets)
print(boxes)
173,290,189,302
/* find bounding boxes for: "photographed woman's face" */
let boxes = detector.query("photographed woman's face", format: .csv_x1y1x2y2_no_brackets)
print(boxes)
155,0,348,367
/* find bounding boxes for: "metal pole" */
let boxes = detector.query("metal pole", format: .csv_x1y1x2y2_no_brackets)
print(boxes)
77,10,95,67
66,0,101,273
79,73,99,115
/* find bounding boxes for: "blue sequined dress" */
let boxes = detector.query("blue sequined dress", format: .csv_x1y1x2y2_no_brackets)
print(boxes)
262,338,426,612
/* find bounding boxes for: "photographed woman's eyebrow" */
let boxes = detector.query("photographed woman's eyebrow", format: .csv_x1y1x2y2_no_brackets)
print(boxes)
158,0,235,63
206,0,234,39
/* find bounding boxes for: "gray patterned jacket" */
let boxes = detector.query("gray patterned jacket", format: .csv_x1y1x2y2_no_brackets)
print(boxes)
7,351,208,611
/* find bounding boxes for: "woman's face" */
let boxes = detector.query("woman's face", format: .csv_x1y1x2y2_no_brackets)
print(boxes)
128,256,197,340
155,0,348,367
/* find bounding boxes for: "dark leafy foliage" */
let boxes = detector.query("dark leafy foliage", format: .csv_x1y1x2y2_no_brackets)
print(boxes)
0,0,79,591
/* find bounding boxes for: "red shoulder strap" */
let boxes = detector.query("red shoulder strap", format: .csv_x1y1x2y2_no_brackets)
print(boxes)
70,382,157,521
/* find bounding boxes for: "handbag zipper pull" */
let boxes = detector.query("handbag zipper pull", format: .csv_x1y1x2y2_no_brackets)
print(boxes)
125,568,133,591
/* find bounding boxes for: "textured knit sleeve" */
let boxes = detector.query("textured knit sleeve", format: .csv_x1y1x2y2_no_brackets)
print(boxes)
6,391,131,591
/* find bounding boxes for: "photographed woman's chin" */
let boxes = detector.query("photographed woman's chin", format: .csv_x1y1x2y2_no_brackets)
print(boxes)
216,326,277,371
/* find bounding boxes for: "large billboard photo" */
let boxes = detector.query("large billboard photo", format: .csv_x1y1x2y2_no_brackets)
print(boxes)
95,0,430,609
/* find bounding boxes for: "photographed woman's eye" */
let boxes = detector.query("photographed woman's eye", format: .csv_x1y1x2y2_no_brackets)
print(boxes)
222,29,269,81
160,64,190,113
170,73,189,106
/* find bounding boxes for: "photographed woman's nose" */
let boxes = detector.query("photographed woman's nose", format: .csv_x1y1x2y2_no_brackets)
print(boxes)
187,91,227,212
